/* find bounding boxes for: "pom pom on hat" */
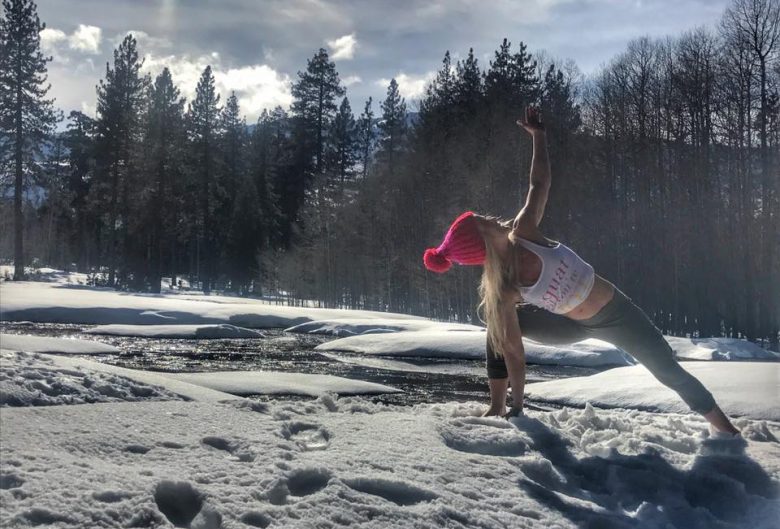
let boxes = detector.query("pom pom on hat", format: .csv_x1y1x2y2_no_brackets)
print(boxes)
423,248,452,273
423,211,486,273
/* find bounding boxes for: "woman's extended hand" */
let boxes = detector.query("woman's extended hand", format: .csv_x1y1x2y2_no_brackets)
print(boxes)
516,106,545,135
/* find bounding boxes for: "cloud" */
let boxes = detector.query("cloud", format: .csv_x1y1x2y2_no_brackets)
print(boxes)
216,65,293,116
80,100,96,117
40,28,67,53
40,25,102,56
69,24,101,54
327,33,357,60
141,52,292,121
113,30,172,51
342,75,362,87
376,71,436,100
142,53,213,102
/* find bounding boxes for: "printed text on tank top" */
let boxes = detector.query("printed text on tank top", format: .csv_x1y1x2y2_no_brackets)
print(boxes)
513,237,596,314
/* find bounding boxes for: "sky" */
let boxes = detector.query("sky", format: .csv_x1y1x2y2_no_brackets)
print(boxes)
34,0,731,124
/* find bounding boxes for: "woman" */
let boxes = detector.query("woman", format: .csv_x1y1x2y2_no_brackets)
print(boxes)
423,107,739,436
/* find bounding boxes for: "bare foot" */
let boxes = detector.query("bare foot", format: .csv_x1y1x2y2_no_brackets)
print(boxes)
703,405,740,436
481,406,507,417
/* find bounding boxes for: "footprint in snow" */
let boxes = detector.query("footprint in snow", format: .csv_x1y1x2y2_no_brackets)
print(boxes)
344,477,438,506
281,422,331,451
93,490,132,503
287,468,332,498
0,473,24,489
124,444,151,454
201,436,256,462
153,480,221,529
439,418,528,457
240,511,272,528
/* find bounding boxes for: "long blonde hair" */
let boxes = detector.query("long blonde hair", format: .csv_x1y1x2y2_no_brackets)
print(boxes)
477,217,520,357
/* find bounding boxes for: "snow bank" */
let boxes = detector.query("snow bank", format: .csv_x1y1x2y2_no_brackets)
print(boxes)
0,351,184,407
316,330,634,367
1,333,119,355
0,281,424,328
285,318,483,336
1,395,778,528
165,371,402,397
0,266,91,284
20,352,240,403
666,336,779,361
319,352,490,377
84,324,264,339
526,362,780,420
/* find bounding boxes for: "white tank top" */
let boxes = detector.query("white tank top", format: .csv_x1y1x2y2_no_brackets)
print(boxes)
515,238,595,314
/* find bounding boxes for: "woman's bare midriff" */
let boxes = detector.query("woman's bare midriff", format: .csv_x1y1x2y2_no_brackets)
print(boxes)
563,275,615,320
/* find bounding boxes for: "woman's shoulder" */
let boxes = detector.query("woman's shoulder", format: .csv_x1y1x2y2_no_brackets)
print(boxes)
509,222,556,247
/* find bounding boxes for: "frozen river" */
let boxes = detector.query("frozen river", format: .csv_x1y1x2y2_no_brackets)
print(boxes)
0,322,602,407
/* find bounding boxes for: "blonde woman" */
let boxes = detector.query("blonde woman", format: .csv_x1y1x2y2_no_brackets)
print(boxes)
423,107,739,437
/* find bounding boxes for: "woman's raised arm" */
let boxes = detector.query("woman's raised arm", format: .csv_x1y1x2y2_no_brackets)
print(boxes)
512,107,550,232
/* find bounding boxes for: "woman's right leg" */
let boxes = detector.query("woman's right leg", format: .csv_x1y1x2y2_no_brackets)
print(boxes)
582,291,725,420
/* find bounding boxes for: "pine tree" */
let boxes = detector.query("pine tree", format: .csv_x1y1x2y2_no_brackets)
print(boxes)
94,33,149,288
355,97,374,180
249,109,283,252
378,78,407,174
219,92,259,293
485,38,538,107
145,67,185,293
454,48,483,115
331,97,357,186
485,38,514,102
0,0,59,280
419,50,455,128
220,92,245,205
291,48,345,174
186,65,221,294
63,110,96,272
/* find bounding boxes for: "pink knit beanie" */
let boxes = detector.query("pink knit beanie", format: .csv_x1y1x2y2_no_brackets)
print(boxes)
423,211,486,273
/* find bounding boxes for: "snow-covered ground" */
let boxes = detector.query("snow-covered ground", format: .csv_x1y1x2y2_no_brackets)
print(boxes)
1,333,120,355
2,277,779,528
0,281,425,327
316,330,636,368
1,361,778,529
527,362,780,421
667,336,780,361
3,280,776,363
0,265,91,284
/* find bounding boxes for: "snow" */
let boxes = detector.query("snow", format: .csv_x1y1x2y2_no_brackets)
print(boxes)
165,371,403,398
0,351,185,407
316,330,635,368
526,362,780,420
2,350,242,403
2,279,780,528
1,391,778,528
0,281,425,328
1,333,120,355
285,318,483,336
0,265,90,284
84,324,264,339
666,336,780,361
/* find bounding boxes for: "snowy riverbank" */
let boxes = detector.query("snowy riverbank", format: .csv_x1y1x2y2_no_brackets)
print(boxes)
1,358,778,529
1,278,779,528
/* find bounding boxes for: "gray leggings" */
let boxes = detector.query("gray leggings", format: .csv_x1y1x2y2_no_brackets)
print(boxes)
486,289,717,414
